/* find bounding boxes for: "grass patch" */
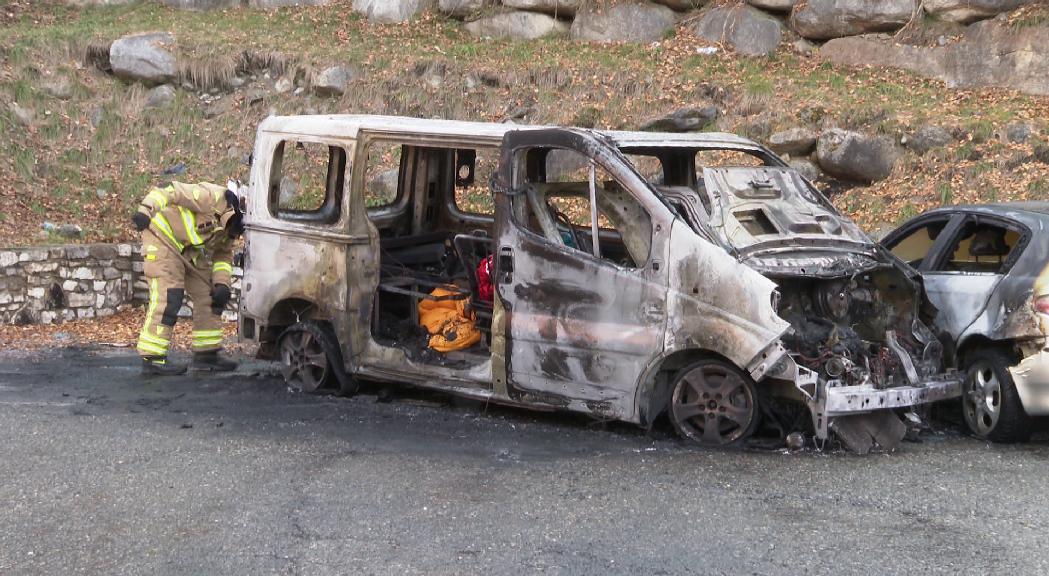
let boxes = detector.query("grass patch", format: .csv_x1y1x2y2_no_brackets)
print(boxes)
1028,178,1049,196
13,145,35,181
897,202,918,223
969,119,995,143
744,76,774,97
938,181,953,205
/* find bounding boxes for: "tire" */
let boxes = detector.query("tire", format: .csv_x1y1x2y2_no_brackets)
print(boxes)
669,358,760,447
278,322,342,394
962,348,1031,443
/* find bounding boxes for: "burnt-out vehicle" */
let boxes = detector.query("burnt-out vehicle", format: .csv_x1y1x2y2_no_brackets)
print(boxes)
238,115,961,450
882,204,1049,442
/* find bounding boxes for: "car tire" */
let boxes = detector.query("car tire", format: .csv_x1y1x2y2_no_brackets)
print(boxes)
669,358,760,447
962,348,1032,443
278,321,342,394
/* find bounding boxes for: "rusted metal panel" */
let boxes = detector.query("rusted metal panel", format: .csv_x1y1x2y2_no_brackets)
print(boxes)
493,128,675,420
239,128,358,358
498,235,665,416
663,219,791,372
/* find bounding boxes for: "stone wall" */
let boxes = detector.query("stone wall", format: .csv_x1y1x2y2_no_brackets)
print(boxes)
0,244,242,326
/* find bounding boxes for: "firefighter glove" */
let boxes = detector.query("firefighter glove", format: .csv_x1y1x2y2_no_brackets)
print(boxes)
211,283,231,314
224,189,240,213
132,212,151,232
225,212,245,239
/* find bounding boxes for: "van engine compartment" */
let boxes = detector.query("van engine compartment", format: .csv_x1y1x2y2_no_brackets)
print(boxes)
776,266,944,390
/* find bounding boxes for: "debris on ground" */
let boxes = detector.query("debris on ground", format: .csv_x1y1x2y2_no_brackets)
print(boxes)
0,309,244,353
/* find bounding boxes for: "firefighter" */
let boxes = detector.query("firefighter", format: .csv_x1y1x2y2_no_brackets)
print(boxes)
131,180,245,375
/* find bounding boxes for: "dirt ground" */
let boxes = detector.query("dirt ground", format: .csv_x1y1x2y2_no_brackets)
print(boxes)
0,309,243,352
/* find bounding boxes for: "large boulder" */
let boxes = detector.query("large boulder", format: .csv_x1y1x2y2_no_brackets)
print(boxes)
145,84,177,108
571,1,678,43
502,0,580,17
906,124,952,155
923,0,1034,24
816,129,898,183
768,127,817,155
639,107,718,132
692,5,783,57
369,169,400,204
941,19,1049,96
747,0,796,11
1005,122,1034,144
820,35,941,76
352,0,435,22
109,32,178,86
438,0,484,18
652,0,707,11
465,11,570,39
313,65,359,96
791,0,915,40
820,20,1049,97
788,158,821,181
39,73,74,100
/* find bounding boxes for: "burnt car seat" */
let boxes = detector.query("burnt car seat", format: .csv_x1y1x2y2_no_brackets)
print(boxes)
967,227,1010,273
452,233,494,330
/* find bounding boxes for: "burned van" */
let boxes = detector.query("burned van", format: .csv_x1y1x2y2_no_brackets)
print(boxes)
238,115,961,450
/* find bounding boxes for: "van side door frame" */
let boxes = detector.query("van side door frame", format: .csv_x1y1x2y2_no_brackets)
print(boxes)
491,128,673,419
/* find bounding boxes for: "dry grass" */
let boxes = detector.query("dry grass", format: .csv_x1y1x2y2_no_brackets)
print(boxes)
0,0,1046,245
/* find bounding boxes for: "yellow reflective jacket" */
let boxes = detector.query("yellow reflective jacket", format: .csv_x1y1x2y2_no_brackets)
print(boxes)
137,181,235,286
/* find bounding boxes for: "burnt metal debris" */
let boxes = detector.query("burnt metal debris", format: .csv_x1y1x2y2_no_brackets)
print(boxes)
238,115,965,452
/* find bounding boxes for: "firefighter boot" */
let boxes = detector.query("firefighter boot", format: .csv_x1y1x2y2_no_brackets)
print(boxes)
191,349,239,372
141,356,188,376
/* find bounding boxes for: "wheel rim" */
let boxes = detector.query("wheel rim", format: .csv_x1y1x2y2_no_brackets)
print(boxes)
672,363,756,445
963,362,1001,437
280,330,329,392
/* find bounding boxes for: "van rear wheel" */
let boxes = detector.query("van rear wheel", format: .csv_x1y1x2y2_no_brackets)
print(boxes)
279,322,337,393
669,359,760,447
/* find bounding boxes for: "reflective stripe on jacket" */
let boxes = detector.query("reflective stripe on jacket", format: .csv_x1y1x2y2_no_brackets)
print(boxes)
138,181,236,286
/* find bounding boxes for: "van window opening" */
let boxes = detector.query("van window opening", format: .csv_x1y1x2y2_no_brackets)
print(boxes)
513,147,653,269
361,140,497,367
268,140,346,224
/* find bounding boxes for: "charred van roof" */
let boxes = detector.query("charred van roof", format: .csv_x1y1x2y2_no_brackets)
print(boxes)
257,115,775,154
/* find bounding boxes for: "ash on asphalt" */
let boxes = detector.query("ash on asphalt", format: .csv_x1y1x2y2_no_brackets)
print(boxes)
2,346,1049,575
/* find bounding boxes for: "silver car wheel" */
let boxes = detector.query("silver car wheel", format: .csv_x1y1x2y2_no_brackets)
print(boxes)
963,362,1001,437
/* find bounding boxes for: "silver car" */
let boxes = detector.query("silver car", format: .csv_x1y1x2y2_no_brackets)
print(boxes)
883,204,1049,441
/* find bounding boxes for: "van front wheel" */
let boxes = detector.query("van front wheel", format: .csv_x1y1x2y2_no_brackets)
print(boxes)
279,322,337,393
669,359,760,447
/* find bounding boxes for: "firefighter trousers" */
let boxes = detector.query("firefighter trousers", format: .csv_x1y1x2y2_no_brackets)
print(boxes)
136,232,224,358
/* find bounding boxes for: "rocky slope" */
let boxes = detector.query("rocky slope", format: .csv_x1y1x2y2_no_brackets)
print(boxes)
1,0,1047,246
72,0,1049,98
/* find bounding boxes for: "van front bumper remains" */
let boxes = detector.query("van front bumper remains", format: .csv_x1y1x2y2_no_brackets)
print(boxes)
794,367,963,441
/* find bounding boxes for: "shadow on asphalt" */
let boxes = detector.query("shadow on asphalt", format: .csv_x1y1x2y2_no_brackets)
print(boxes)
5,345,1049,458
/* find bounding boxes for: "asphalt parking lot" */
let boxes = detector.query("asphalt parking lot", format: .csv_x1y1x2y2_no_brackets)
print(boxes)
2,346,1049,575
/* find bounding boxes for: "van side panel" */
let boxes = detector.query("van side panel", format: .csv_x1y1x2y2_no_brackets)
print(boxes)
239,131,359,364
